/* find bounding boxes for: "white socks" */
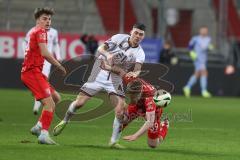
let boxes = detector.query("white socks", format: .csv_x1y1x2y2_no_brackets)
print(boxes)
63,101,77,122
110,117,122,144
33,100,41,112
36,121,42,129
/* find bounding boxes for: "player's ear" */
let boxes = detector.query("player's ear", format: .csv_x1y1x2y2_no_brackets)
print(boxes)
130,29,133,35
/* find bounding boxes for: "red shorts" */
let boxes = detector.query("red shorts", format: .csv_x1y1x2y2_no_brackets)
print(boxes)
148,121,161,139
21,70,55,100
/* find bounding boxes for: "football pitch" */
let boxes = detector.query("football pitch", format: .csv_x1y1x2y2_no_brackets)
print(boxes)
0,89,240,160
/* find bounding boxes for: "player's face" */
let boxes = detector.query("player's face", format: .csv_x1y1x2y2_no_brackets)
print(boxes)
37,14,51,30
199,27,208,37
129,28,145,46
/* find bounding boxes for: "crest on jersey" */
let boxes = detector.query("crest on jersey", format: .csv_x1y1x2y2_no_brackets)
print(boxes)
39,33,47,41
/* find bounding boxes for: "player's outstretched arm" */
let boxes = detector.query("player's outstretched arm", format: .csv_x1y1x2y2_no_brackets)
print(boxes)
125,63,142,78
123,111,155,141
39,43,66,75
100,60,126,77
97,44,113,64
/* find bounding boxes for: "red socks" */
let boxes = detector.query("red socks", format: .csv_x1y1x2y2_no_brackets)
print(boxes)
39,110,54,130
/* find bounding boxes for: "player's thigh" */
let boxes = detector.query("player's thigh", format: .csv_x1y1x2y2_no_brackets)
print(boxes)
51,90,61,103
109,94,125,116
74,92,92,107
200,69,208,76
80,81,103,97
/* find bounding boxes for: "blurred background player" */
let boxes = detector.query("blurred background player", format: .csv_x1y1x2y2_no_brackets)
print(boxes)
80,34,99,56
23,26,62,115
100,61,169,148
183,26,213,98
159,40,178,65
21,7,66,145
52,23,146,144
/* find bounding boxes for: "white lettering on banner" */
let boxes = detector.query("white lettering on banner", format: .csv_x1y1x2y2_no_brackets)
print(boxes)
68,40,86,59
17,37,25,58
59,39,67,60
0,32,108,59
0,36,15,58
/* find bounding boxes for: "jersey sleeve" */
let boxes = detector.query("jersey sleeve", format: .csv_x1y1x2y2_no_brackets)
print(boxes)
188,36,196,50
104,34,126,51
144,97,156,113
135,48,145,63
53,30,59,45
36,29,47,44
52,30,62,60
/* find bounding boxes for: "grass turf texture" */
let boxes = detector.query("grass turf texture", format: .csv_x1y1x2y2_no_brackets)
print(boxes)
0,89,240,160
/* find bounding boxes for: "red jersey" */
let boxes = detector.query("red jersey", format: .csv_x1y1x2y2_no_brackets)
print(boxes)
123,75,160,118
21,27,48,73
138,79,156,98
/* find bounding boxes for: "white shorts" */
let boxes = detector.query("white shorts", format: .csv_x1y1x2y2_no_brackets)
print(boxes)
80,79,125,97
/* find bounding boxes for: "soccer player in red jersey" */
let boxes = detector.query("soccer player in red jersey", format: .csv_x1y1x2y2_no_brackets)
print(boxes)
101,61,169,148
21,7,66,145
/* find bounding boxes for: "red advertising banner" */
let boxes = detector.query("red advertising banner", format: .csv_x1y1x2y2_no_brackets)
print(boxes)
0,31,108,59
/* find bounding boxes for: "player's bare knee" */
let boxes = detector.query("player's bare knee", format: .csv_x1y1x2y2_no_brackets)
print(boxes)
42,98,55,111
148,138,160,149
148,144,157,148
52,92,61,103
148,140,158,148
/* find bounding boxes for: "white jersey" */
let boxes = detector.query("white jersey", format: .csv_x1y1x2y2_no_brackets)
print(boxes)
82,34,145,97
94,34,145,82
22,27,61,77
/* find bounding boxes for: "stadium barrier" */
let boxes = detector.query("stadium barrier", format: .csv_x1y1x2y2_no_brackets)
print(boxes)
0,58,239,96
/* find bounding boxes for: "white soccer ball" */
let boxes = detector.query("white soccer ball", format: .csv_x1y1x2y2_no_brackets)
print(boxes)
153,89,171,107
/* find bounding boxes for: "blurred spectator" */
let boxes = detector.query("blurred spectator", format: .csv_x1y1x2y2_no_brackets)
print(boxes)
159,40,178,65
80,34,88,45
80,34,99,55
225,40,240,75
87,35,99,55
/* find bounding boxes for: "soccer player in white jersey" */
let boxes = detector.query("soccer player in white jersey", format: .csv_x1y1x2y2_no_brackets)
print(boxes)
53,23,146,145
23,27,62,115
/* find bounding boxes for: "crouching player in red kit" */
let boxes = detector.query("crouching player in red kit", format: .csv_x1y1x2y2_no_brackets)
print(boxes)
101,61,170,148
21,7,66,145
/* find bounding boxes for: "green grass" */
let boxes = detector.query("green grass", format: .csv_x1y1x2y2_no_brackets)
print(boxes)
0,89,240,160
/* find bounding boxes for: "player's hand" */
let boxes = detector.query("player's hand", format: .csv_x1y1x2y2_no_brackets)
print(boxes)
123,134,137,141
100,60,112,71
106,53,114,65
208,44,214,51
225,65,235,75
58,65,67,76
125,71,138,79
189,51,197,61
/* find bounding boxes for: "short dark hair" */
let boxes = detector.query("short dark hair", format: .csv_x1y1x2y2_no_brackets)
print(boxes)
133,23,146,31
34,7,54,20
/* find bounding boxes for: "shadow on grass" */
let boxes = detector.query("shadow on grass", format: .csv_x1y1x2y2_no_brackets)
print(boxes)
66,144,240,158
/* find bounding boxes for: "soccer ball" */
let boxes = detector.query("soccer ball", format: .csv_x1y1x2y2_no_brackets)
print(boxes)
153,89,171,107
